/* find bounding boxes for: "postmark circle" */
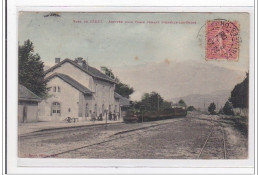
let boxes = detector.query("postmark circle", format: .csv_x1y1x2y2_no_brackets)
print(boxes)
206,19,239,60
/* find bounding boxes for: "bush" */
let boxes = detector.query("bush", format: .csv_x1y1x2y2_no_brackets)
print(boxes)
210,111,217,115
208,102,216,115
218,108,224,115
187,106,196,111
223,101,234,115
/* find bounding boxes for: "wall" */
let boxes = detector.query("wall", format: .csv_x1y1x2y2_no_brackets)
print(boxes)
46,62,94,91
18,104,23,123
38,77,80,121
91,78,119,117
83,95,93,120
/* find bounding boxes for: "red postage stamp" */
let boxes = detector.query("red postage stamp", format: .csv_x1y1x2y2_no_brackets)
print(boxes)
206,20,239,60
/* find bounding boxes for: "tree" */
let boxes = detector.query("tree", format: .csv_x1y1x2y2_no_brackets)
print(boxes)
19,40,47,97
100,66,115,79
115,82,134,99
101,66,134,98
141,92,163,111
139,91,171,111
223,101,234,115
230,73,249,108
208,102,216,115
178,99,187,107
160,101,172,111
187,106,196,111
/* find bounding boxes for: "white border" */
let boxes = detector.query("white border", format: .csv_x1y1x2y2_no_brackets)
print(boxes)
6,4,255,175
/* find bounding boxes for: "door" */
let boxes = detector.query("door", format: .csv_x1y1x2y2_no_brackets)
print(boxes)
85,103,89,117
23,105,27,123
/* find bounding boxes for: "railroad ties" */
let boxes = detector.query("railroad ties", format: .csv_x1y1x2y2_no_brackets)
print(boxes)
198,123,227,159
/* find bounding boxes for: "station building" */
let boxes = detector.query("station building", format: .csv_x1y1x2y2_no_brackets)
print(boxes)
38,57,126,121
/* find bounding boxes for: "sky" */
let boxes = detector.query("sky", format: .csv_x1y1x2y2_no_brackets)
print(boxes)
18,12,250,101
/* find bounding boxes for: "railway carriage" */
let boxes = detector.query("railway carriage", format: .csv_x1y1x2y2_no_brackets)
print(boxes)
123,106,187,123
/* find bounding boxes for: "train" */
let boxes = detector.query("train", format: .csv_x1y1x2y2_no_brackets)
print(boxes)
123,106,187,123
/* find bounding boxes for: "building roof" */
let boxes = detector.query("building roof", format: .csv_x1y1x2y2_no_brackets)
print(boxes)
44,58,117,84
18,84,42,102
114,92,122,99
45,73,93,95
114,92,131,107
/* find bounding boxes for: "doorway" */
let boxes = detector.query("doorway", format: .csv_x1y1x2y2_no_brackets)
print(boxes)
22,105,27,123
85,103,89,117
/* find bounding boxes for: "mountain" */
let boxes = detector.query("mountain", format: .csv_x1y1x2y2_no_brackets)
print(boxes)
170,89,231,111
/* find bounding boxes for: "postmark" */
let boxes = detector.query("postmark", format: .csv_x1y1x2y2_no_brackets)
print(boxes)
206,20,239,60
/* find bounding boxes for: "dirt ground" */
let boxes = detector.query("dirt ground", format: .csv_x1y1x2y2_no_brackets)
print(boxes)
18,112,248,159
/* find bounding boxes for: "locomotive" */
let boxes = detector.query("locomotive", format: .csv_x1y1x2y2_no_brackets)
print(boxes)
123,106,187,123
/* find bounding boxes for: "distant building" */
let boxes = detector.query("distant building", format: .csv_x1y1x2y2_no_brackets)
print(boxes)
171,103,186,110
233,108,248,117
39,57,126,121
18,84,41,123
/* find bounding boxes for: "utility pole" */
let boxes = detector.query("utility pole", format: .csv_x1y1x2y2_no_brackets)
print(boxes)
158,94,159,112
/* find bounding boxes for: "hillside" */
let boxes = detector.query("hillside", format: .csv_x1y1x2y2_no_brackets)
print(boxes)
170,90,231,111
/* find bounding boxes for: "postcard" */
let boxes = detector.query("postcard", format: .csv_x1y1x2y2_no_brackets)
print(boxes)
10,9,254,174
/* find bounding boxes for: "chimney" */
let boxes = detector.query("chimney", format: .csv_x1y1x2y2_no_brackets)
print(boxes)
55,58,60,64
75,57,88,69
82,60,87,69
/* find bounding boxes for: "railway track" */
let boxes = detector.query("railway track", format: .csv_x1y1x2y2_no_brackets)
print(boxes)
43,119,185,158
197,123,227,159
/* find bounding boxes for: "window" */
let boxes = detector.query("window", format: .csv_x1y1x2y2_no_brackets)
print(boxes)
52,102,61,115
52,86,61,93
